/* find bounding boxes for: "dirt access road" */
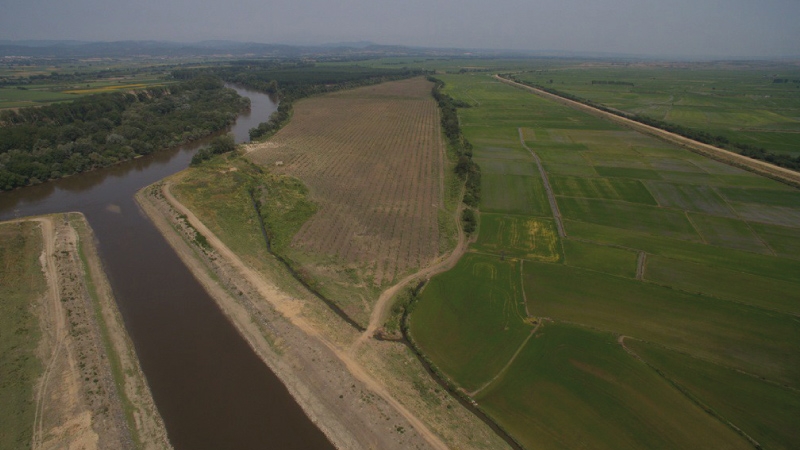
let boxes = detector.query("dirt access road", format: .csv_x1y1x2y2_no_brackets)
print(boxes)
356,185,469,348
19,214,169,450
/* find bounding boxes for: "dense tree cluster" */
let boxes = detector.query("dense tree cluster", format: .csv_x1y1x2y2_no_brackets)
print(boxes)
428,76,481,208
502,74,800,172
174,62,426,141
0,75,249,190
190,134,236,166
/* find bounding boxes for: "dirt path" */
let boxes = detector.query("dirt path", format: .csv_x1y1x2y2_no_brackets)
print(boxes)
156,182,449,450
356,184,469,348
518,127,565,237
498,76,800,187
30,217,65,450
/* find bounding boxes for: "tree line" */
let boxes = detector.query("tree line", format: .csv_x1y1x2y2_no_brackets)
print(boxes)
428,76,481,232
175,61,427,142
0,75,249,190
502,74,800,172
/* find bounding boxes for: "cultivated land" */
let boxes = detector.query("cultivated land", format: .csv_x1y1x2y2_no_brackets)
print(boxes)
144,77,509,449
0,61,173,110
137,62,799,450
246,77,446,326
409,72,800,449
513,63,800,157
0,215,169,450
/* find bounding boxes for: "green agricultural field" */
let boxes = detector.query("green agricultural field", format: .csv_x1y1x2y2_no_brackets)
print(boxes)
409,253,533,392
644,255,800,315
0,221,45,450
550,174,657,205
686,213,773,253
514,64,800,157
748,221,800,259
559,196,701,240
410,71,800,449
566,220,800,283
480,173,549,216
0,87,75,108
645,181,736,216
627,340,800,450
561,239,638,278
477,323,751,450
473,214,560,261
522,261,800,387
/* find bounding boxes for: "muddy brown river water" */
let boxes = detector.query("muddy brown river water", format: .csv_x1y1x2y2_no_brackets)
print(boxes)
0,86,334,449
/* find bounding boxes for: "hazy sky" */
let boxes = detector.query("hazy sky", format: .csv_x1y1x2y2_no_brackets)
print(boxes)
2,0,798,58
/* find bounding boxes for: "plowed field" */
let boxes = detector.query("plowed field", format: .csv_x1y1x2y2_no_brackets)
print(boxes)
247,77,443,286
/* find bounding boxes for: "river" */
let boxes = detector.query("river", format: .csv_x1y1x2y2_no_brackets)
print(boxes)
0,86,334,449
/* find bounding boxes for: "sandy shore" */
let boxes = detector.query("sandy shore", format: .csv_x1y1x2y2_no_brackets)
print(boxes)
15,214,170,450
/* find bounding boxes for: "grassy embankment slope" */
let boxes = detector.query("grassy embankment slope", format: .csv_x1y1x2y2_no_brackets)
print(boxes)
408,73,800,450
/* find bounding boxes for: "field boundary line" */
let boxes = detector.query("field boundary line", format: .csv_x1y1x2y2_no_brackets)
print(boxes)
497,75,800,189
712,187,778,257
518,127,566,238
618,336,763,450
684,211,707,244
466,322,541,398
520,260,531,317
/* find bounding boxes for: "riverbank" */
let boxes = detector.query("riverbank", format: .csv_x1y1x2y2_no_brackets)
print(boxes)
136,179,448,449
0,214,170,450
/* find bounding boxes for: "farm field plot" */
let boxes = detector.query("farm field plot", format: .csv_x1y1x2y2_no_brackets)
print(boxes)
558,196,701,240
644,255,800,315
476,323,751,450
565,220,800,283
627,340,800,450
521,261,800,387
409,253,532,392
247,77,444,305
561,239,638,278
686,213,773,253
473,214,560,261
645,181,735,216
749,222,800,259
515,64,800,157
550,174,656,205
481,173,549,216
410,72,800,449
